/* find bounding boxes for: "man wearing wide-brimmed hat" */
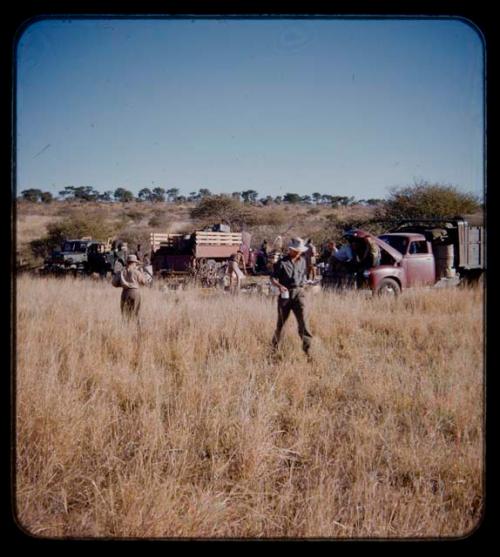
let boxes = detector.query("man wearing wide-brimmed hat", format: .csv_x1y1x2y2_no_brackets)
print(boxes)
119,254,148,319
270,237,313,358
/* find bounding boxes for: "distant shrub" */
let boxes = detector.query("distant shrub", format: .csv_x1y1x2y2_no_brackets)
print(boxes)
124,210,144,223
148,213,169,228
115,227,152,254
40,192,53,204
378,181,481,220
307,207,321,215
18,244,44,269
245,207,288,227
190,195,245,225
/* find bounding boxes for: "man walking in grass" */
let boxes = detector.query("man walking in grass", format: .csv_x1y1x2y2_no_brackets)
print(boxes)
270,237,313,359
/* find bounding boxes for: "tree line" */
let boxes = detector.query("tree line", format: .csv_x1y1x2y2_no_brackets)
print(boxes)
19,182,482,219
19,185,383,207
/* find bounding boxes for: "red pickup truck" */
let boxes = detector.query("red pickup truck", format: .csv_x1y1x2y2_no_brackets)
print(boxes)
338,217,485,296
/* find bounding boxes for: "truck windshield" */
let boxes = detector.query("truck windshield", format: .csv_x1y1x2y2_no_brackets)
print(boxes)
63,241,87,252
378,235,408,255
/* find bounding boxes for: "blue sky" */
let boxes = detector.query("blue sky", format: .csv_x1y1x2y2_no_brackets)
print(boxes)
16,17,484,200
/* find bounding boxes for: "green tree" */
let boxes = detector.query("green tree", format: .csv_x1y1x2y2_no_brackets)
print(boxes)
58,186,76,199
166,188,180,202
379,181,481,220
99,190,114,202
21,188,43,202
138,188,154,202
152,187,166,202
40,191,53,204
198,188,212,198
339,196,355,207
241,189,259,203
190,195,247,227
283,192,302,204
74,186,99,201
58,185,99,201
114,187,134,203
312,192,322,204
330,196,345,208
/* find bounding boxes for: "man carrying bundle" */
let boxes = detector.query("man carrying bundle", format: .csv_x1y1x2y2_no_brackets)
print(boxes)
119,254,148,320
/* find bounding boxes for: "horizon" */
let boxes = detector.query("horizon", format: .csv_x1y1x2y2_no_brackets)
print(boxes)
16,17,485,200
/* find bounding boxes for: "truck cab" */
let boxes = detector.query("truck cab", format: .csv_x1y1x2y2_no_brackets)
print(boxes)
45,237,112,275
378,233,436,287
51,239,93,267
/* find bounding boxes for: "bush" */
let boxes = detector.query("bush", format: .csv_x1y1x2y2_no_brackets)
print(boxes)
244,207,288,227
307,207,321,215
378,182,481,220
148,211,169,228
320,213,385,244
114,227,151,254
190,195,249,228
124,210,144,223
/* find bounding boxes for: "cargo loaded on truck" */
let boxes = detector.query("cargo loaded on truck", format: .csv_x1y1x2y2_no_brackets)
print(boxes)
150,228,255,276
337,215,485,296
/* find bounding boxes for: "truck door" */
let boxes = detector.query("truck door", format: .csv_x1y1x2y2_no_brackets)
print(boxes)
403,240,436,286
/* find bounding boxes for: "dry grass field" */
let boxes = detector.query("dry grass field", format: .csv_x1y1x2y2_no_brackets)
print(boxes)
15,275,484,539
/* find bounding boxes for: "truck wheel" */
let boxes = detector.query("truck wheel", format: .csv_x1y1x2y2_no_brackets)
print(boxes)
374,278,401,297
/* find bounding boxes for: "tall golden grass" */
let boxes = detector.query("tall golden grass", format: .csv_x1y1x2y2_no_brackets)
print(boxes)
15,275,484,538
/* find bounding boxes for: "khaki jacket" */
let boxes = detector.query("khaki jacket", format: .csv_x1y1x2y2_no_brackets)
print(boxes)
120,267,147,289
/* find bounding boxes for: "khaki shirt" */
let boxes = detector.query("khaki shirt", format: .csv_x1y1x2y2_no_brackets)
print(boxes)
367,237,380,258
120,267,147,289
272,255,307,289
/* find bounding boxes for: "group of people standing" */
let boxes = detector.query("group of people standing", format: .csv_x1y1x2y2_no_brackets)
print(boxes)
319,233,381,287
116,231,381,361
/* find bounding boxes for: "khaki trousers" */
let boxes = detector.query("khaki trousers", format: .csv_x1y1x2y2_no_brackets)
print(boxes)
272,288,313,354
121,288,141,318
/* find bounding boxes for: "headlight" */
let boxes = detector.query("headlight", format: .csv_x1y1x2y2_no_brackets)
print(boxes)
363,270,370,278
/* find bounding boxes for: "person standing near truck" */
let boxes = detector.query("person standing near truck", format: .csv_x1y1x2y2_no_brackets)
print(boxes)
270,237,313,358
134,243,144,262
113,242,128,274
226,249,247,294
120,254,148,320
319,239,336,265
355,235,381,271
304,239,318,280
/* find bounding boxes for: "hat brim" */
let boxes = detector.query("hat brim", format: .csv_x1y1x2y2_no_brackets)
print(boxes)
288,246,308,253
